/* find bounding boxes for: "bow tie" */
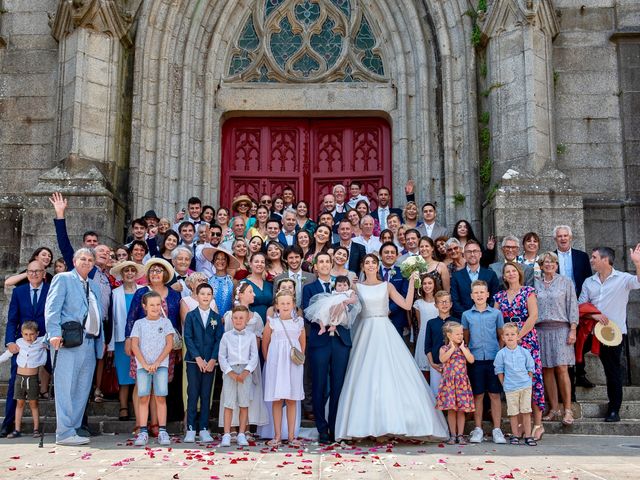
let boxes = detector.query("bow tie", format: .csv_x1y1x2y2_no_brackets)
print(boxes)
176,275,186,281
233,329,246,336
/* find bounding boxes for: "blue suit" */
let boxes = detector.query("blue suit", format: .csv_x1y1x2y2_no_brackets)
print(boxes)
53,218,99,279
45,270,104,441
450,267,500,319
2,282,50,431
555,248,592,298
277,232,297,247
380,266,409,337
332,242,366,277
183,307,224,431
302,279,351,439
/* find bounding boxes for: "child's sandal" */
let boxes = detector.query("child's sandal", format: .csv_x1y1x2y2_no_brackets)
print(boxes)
6,430,21,439
32,429,41,438
456,435,467,445
446,435,456,445
93,388,104,403
266,438,280,448
289,438,302,448
524,437,537,446
509,436,521,445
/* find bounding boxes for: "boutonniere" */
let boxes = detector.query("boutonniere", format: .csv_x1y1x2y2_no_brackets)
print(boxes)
389,268,397,278
209,318,218,328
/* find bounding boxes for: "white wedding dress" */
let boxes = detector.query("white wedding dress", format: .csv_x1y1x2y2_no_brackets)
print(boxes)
334,282,449,440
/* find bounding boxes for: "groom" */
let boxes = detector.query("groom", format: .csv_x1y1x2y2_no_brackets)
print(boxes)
302,252,352,444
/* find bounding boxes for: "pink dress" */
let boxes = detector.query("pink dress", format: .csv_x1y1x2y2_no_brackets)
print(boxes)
263,314,305,401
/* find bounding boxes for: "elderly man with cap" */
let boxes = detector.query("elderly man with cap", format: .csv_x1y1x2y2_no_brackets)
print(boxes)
46,248,104,446
578,244,640,423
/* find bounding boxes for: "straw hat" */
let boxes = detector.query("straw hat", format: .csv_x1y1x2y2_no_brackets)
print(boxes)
201,246,241,269
231,194,253,212
594,321,623,347
109,260,145,279
144,257,175,281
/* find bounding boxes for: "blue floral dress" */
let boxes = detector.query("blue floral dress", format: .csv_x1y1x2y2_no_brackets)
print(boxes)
208,274,234,319
494,286,545,411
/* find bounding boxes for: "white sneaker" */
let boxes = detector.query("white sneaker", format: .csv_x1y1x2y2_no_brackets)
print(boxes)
158,430,171,446
134,431,149,447
492,428,507,444
183,429,196,443
237,433,249,446
56,434,90,446
199,429,213,443
469,427,484,443
219,433,231,447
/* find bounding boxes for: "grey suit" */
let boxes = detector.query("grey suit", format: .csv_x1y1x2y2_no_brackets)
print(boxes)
490,261,535,288
273,270,316,306
417,222,449,240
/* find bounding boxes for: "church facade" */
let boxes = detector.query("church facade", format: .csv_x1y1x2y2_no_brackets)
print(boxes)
0,0,639,382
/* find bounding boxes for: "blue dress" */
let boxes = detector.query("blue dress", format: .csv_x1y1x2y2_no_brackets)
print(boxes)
245,278,274,325
208,274,234,318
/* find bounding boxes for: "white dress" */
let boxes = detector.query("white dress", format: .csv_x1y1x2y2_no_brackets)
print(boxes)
334,282,449,440
413,299,438,371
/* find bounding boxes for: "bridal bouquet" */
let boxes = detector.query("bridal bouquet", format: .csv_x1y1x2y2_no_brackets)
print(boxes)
399,255,429,289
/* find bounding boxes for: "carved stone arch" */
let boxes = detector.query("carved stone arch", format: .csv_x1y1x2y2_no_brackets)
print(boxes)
130,0,480,228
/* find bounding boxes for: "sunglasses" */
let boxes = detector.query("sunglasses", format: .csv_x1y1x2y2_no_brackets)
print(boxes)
210,232,222,237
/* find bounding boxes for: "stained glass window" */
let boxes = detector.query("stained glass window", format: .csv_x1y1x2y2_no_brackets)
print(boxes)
228,1,386,82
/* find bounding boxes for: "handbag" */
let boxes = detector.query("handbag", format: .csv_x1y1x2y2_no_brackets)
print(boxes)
277,316,305,366
100,355,120,397
160,305,183,350
61,281,90,348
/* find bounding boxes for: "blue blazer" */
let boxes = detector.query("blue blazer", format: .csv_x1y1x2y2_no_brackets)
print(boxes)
450,267,500,319
45,270,105,355
302,279,352,348
381,267,409,334
6,282,50,345
371,207,404,225
277,232,296,247
555,248,592,298
183,307,224,362
54,218,100,279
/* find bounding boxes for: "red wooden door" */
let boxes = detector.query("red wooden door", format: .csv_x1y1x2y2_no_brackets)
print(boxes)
221,118,391,217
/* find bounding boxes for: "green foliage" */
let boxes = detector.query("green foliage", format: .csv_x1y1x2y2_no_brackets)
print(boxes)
479,111,490,125
480,61,487,78
486,183,499,202
480,156,492,186
556,144,567,155
453,193,466,206
553,70,559,88
471,24,482,47
478,0,488,12
479,127,490,150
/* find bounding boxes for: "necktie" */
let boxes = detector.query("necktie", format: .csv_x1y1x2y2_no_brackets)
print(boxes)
383,268,389,281
32,288,39,314
293,273,302,303
323,282,331,293
380,208,387,229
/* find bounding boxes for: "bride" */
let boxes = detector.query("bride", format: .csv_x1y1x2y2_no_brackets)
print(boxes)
335,254,449,440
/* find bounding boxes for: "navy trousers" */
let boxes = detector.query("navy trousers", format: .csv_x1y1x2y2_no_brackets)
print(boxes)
185,362,215,431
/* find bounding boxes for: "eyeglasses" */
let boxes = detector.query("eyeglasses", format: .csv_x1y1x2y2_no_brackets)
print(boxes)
26,269,44,275
148,267,165,274
122,267,138,273
503,246,519,250
436,300,451,305
210,232,222,237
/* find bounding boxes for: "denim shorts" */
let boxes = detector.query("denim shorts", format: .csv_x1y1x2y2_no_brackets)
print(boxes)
136,367,168,397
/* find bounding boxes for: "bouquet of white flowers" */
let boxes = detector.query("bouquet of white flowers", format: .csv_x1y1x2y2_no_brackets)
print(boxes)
399,255,429,289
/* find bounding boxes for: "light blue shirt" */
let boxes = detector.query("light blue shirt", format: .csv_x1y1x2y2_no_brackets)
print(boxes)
461,305,504,360
494,345,535,392
467,265,480,283
557,249,574,285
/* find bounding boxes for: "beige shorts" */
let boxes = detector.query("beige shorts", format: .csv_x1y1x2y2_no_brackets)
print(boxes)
505,386,532,416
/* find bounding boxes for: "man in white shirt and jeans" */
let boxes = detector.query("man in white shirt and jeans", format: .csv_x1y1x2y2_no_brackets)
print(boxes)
578,244,640,423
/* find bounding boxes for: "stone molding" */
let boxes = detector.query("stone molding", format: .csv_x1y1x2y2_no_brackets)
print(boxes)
50,0,132,46
481,0,559,41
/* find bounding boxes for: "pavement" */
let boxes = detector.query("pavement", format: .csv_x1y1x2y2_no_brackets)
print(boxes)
0,433,638,479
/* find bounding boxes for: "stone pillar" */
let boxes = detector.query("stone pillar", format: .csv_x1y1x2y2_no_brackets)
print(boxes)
479,0,585,249
21,0,132,257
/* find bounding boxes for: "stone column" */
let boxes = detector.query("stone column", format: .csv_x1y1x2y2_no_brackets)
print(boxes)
479,0,586,250
21,0,132,256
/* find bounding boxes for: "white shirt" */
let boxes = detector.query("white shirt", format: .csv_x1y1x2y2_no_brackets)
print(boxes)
85,285,101,336
282,230,296,246
198,307,211,329
353,235,382,254
218,329,259,375
423,222,434,238
347,194,369,209
195,243,215,279
578,269,640,334
15,337,47,369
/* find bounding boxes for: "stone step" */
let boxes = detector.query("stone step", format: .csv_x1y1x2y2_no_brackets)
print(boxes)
578,400,640,419
5,416,639,437
576,385,640,401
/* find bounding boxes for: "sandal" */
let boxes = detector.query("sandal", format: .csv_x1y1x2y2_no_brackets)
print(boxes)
39,391,51,400
524,437,537,446
289,438,302,448
119,407,130,421
509,436,521,445
32,429,41,438
456,435,467,445
7,430,21,439
542,409,561,421
266,438,281,448
562,409,574,426
446,435,456,445
532,424,544,441
93,388,104,403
